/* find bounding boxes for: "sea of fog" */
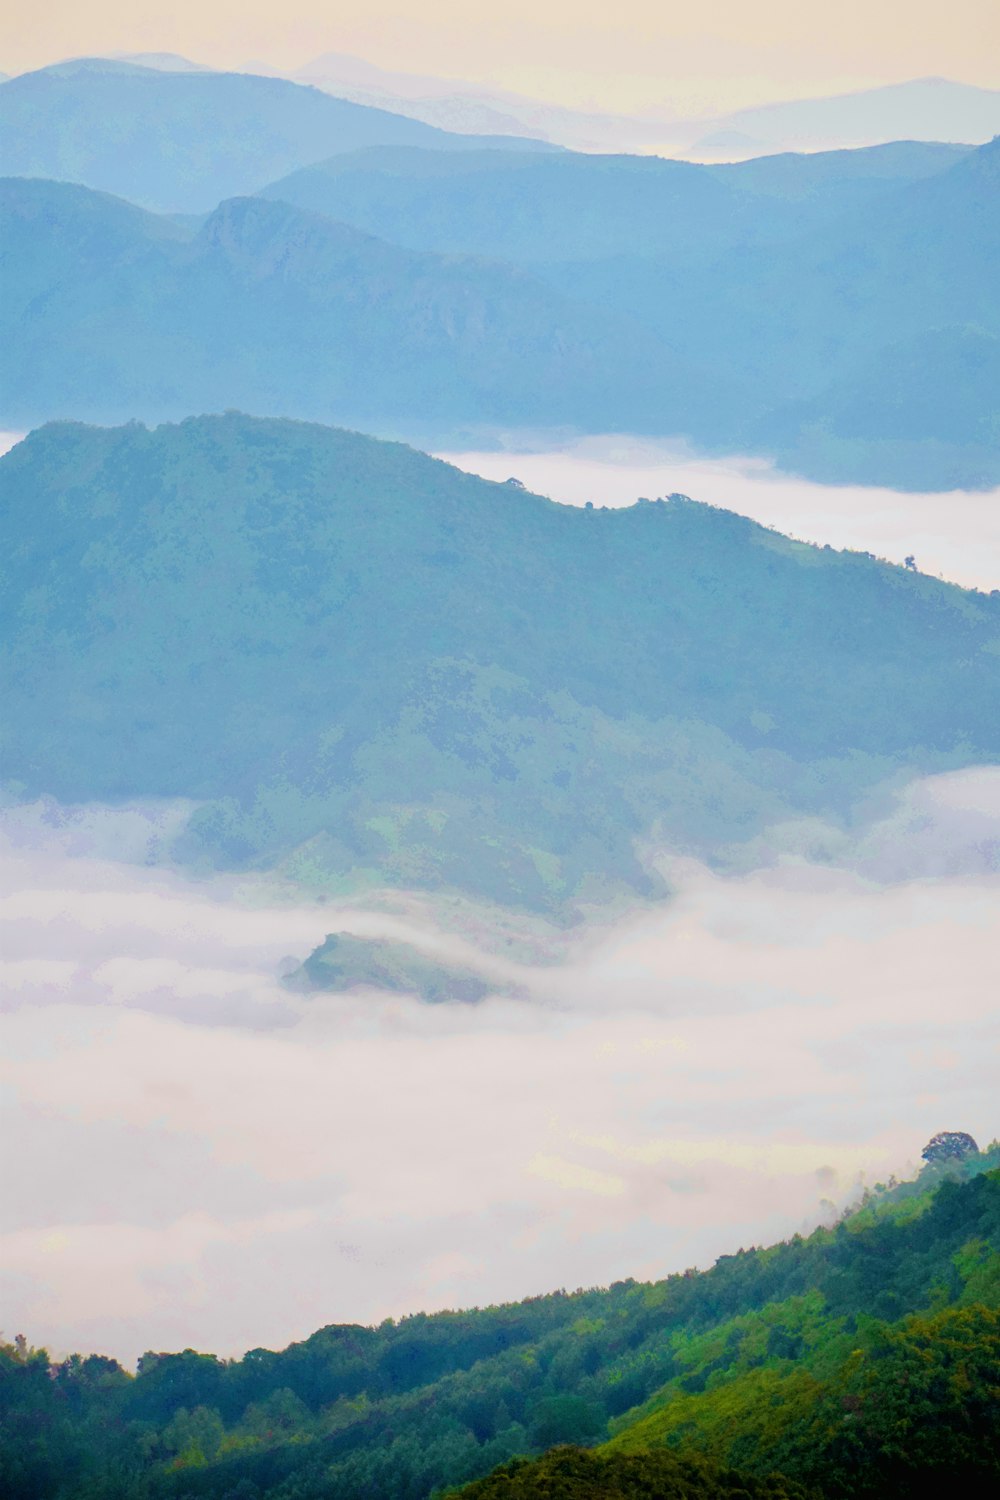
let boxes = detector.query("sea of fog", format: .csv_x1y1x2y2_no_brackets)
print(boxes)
436,436,1000,593
3,425,998,1363
2,770,998,1364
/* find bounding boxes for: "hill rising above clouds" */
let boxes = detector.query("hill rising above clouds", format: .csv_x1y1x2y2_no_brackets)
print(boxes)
0,59,553,213
2,413,999,910
1,1150,997,1498
249,57,1000,157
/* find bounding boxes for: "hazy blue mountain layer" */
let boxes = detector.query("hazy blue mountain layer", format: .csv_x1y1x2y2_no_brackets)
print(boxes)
259,139,973,266
687,76,1000,155
0,177,731,440
0,58,553,214
4,128,997,484
3,414,998,909
2,1151,997,1499
750,325,1000,490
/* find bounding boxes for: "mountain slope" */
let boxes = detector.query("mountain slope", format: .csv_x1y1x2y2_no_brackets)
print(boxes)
5,137,996,485
753,325,1000,489
261,147,743,264
0,58,553,213
548,133,999,370
1,1151,996,1499
2,413,999,908
0,178,712,439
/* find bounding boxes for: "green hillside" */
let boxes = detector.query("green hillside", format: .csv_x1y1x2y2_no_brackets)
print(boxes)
455,1447,815,1498
3,413,999,910
1,1149,996,1499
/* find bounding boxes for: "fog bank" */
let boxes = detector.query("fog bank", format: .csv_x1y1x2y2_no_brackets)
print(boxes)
2,771,997,1363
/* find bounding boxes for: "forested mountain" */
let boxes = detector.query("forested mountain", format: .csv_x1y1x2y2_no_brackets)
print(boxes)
0,178,722,438
2,1149,996,1498
0,59,552,214
3,414,999,909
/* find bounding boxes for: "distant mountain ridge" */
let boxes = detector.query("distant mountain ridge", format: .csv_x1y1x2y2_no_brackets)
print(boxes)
0,58,554,213
258,137,976,266
688,76,1000,157
2,61,997,485
246,55,1000,158
4,131,998,487
245,59,1000,158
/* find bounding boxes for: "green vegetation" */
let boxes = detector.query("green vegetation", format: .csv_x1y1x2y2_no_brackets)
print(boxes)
1,1148,997,1499
453,1446,816,1498
3,413,999,911
289,933,502,1002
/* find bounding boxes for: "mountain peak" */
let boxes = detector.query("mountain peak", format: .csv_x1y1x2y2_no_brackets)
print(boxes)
198,194,381,268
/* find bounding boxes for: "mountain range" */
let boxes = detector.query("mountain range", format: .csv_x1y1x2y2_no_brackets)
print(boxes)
0,58,552,214
0,177,710,439
107,52,1000,159
259,137,970,265
3,414,998,910
259,132,998,486
3,124,998,486
686,77,1000,158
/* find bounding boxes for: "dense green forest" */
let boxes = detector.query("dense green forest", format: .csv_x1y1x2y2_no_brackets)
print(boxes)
455,1447,817,1499
3,414,999,910
2,1147,996,1499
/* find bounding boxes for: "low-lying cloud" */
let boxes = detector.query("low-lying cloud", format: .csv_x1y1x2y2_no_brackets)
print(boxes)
2,771,998,1364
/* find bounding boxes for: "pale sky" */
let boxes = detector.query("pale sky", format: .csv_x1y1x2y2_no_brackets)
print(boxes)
5,0,1000,114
